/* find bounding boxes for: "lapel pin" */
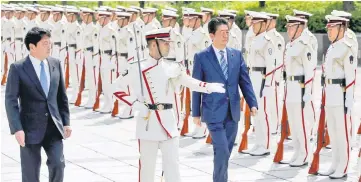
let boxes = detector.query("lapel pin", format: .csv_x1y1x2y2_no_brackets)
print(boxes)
52,66,55,71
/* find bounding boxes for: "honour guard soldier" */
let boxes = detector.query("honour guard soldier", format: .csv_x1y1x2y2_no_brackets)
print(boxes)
200,7,214,35
24,7,39,31
50,6,66,74
331,10,359,139
13,7,28,61
38,7,54,31
142,8,159,33
112,27,225,182
1,7,15,86
263,12,285,134
65,8,82,103
245,12,276,156
317,15,356,179
164,6,180,33
223,10,243,52
74,7,96,107
127,8,147,61
181,8,195,41
244,10,257,66
97,11,117,113
111,11,135,118
184,11,212,139
282,15,313,166
293,9,318,139
146,7,161,29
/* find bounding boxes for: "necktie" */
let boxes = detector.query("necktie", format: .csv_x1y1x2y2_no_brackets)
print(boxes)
40,61,49,97
219,50,228,80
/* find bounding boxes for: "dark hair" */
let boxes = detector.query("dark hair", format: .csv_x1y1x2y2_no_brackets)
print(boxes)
208,17,229,35
24,27,51,51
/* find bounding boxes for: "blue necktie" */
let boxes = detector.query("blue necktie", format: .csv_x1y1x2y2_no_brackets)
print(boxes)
40,61,49,97
219,50,228,80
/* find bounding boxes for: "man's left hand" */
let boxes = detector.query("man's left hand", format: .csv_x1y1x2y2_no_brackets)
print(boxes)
251,107,258,116
64,126,72,139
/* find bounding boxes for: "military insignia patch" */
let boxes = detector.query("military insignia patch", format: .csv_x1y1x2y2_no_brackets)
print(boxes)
130,37,133,42
177,41,181,48
23,27,26,30
112,35,115,39
268,48,272,55
94,33,97,37
205,41,208,47
307,52,311,61
350,55,354,64
118,29,121,32
62,30,65,33
77,31,80,35
278,44,282,50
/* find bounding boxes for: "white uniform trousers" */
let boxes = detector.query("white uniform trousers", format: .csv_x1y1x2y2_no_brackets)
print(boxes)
325,106,351,174
59,46,67,81
268,85,280,134
250,72,271,150
14,39,25,61
286,102,310,163
116,56,133,118
68,47,80,102
84,50,97,107
138,137,181,182
99,54,116,112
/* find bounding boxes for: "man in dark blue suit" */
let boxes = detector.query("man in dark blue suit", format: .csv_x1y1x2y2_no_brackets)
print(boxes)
5,27,71,182
192,18,258,182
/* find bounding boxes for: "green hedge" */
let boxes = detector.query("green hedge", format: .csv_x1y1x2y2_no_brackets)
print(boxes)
9,1,361,33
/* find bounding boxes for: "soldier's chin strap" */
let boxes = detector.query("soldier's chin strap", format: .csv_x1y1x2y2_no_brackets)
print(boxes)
291,24,300,42
255,22,263,36
333,24,342,44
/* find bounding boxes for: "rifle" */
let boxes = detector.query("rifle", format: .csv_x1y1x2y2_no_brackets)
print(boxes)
238,104,251,152
358,123,361,135
308,71,327,174
74,55,86,106
93,49,102,111
1,52,8,85
65,51,70,89
180,41,190,136
111,35,120,117
273,97,289,162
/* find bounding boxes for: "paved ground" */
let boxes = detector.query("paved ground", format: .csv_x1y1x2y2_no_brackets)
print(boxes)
1,68,361,182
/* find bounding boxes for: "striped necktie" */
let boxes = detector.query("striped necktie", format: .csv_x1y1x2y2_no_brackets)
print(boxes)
40,61,49,97
219,50,228,80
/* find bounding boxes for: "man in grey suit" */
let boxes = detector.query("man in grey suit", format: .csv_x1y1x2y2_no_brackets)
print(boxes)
5,27,71,182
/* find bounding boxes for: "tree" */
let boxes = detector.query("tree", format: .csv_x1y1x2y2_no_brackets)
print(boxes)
259,1,266,8
139,1,145,8
343,1,355,11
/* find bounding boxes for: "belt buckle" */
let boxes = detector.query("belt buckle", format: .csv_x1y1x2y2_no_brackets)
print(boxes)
156,104,164,111
327,79,331,84
300,83,305,88
289,76,294,81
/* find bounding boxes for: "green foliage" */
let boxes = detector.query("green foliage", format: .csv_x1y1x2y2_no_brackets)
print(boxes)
6,1,361,32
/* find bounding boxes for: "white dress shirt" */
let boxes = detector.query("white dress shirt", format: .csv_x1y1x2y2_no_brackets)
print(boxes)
212,45,228,66
29,55,50,92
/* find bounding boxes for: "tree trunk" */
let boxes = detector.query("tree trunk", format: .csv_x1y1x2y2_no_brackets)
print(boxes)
343,1,355,11
139,1,145,8
98,1,103,7
259,1,266,8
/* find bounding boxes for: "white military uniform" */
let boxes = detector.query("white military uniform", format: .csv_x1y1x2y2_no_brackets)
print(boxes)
65,11,82,103
246,12,276,156
13,12,27,61
98,19,117,113
112,27,225,182
1,13,15,85
320,15,356,178
185,15,211,138
283,16,314,166
81,20,98,108
50,9,67,78
266,27,285,134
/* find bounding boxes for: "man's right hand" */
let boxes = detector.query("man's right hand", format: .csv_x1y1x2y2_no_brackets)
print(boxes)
15,130,25,147
193,117,201,127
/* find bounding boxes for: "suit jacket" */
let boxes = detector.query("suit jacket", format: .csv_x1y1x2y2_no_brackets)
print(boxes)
5,56,70,144
192,46,258,123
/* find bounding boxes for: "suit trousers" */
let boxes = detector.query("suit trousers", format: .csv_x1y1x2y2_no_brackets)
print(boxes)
206,108,238,182
20,118,64,182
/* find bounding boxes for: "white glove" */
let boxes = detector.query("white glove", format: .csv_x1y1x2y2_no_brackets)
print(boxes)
206,83,225,93
303,93,312,103
132,101,149,118
262,86,272,98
